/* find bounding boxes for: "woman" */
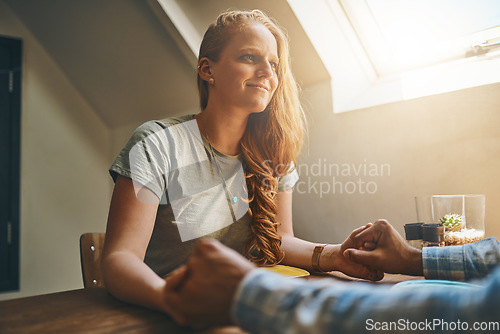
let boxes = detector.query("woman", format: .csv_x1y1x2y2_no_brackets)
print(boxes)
102,9,379,313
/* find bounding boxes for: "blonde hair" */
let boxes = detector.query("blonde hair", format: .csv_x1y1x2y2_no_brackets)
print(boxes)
197,10,305,266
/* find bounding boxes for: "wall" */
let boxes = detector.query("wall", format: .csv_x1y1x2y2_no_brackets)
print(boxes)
293,80,500,244
0,0,111,300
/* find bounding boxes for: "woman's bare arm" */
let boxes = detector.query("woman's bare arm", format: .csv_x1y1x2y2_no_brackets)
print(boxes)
275,189,318,270
101,176,168,312
276,189,381,280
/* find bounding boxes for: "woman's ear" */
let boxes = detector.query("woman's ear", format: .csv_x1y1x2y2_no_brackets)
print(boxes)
198,58,213,82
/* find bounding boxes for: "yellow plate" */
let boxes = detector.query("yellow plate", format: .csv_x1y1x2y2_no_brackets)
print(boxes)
262,265,310,278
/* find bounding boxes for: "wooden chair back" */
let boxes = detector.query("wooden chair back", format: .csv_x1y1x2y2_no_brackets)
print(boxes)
79,233,106,288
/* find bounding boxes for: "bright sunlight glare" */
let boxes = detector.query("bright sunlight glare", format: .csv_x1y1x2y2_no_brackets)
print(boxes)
366,0,500,69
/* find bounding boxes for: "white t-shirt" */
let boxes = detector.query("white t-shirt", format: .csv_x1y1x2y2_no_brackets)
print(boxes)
110,114,299,276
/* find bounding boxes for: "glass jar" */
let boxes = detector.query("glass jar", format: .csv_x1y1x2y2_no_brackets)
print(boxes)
415,195,485,246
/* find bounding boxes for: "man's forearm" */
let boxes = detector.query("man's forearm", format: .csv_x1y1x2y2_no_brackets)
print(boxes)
232,268,500,334
423,237,500,280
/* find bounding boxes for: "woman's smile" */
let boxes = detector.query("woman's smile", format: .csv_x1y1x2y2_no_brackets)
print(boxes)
246,82,271,92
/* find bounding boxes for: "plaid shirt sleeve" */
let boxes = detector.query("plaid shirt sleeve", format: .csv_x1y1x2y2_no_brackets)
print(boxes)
422,237,500,281
231,268,500,334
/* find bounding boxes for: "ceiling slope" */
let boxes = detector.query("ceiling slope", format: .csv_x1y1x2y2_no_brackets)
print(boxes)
6,0,329,127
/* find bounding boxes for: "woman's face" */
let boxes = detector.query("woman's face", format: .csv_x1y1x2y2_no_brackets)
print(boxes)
208,23,279,114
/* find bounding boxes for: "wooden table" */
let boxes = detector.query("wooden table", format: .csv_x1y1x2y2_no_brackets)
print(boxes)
309,271,424,284
0,273,422,333
0,288,243,334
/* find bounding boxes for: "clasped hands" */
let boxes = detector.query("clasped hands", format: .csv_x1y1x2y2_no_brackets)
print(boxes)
344,219,423,277
161,219,423,329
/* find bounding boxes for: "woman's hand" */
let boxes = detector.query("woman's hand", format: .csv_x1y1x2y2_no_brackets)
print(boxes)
321,224,384,281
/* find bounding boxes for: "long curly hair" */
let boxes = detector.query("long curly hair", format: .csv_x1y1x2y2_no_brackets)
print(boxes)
197,10,305,266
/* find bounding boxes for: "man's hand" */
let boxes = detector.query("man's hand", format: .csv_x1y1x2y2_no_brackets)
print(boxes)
343,220,424,276
321,224,384,281
162,239,255,329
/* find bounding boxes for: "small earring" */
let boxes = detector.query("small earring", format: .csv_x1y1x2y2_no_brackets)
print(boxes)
209,78,214,84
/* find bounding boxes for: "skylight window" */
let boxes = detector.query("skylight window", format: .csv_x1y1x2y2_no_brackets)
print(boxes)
288,0,500,112
368,0,500,43
343,0,500,76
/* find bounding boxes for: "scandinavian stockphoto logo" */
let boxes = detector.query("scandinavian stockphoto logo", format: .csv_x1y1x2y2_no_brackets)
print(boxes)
261,158,391,197
294,159,391,196
128,120,248,242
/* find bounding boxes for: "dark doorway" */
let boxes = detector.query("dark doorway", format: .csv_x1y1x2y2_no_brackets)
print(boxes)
0,35,21,292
